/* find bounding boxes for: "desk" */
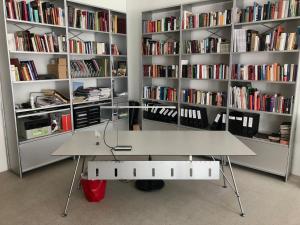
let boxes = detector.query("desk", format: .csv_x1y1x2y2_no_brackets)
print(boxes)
53,130,255,217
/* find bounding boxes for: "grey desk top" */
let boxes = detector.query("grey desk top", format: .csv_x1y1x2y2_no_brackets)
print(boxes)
53,131,255,156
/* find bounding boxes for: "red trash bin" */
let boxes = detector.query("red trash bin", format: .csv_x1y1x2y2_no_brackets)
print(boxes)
80,176,107,202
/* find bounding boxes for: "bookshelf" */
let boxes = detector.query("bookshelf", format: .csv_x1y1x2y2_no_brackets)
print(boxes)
0,0,128,177
141,0,300,180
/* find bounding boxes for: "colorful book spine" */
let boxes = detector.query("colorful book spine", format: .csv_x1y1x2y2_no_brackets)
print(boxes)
181,89,227,107
182,64,229,80
143,86,177,102
143,37,180,55
143,16,179,33
143,65,179,78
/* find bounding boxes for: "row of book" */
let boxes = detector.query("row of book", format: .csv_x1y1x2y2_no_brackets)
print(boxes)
180,106,209,129
69,39,109,55
142,38,180,55
231,63,298,82
233,27,299,52
143,102,178,124
143,86,177,102
183,38,230,54
70,59,109,78
10,58,38,81
8,31,66,53
229,86,294,114
143,65,179,78
181,89,227,107
68,6,109,32
181,63,229,80
143,16,179,33
236,0,300,23
111,15,126,34
6,0,64,26
182,10,231,30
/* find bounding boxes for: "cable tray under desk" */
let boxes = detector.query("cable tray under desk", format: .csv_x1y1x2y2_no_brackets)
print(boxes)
88,161,220,180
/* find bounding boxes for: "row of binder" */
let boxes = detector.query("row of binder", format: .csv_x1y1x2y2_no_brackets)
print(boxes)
180,107,208,129
229,111,260,138
143,102,178,124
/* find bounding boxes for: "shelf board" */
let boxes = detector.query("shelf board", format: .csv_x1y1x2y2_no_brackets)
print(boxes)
232,50,299,54
181,102,227,109
69,53,110,57
112,55,127,58
9,51,68,55
142,98,178,104
19,131,72,145
182,52,230,56
12,79,69,84
183,24,231,32
235,135,290,148
231,80,296,84
181,78,228,82
6,19,66,29
113,76,128,79
68,27,109,34
235,16,300,27
228,107,292,117
144,77,178,80
143,30,180,35
71,77,111,81
72,99,112,106
143,54,179,57
15,104,71,114
111,32,127,37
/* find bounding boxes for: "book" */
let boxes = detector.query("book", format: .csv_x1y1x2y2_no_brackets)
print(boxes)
111,15,126,34
183,38,230,54
70,58,109,78
10,58,38,81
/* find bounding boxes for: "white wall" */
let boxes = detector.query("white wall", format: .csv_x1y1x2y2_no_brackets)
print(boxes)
292,106,300,176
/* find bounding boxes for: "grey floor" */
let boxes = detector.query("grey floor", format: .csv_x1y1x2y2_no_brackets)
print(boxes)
0,160,300,225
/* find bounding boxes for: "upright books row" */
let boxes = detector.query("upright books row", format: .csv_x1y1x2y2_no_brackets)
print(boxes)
181,63,229,80
183,38,230,54
69,39,109,55
7,31,66,53
229,86,294,114
143,65,179,78
143,16,180,33
182,9,231,30
236,0,300,23
233,26,300,52
142,38,180,55
181,89,227,107
232,63,298,82
68,6,109,32
143,86,177,102
6,0,64,25
10,58,38,81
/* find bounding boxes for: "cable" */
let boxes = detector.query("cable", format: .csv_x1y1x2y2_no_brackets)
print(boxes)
103,119,119,162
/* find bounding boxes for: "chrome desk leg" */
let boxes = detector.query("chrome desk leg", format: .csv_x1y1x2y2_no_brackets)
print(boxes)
77,156,86,190
220,156,227,188
227,156,245,217
62,156,81,217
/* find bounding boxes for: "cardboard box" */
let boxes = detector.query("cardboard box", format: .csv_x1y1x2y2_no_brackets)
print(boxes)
57,58,67,66
47,64,67,79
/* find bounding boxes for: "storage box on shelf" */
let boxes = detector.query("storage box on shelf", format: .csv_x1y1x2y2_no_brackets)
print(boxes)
141,0,300,180
0,0,128,177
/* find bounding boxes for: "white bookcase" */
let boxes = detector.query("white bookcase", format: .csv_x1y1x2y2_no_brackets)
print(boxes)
141,0,300,180
0,0,128,177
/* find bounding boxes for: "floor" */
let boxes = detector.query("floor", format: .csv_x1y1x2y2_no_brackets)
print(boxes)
0,159,300,225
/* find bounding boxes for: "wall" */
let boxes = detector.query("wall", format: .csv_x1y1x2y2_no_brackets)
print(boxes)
126,0,300,176
0,0,127,173
71,0,126,12
0,85,8,173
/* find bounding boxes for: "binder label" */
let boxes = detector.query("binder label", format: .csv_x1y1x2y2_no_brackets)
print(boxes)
193,110,197,119
181,109,184,117
197,110,202,119
243,117,248,127
215,114,221,122
222,114,226,123
248,117,253,128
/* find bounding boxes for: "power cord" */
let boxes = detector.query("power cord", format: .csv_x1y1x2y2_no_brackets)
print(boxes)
103,119,119,162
